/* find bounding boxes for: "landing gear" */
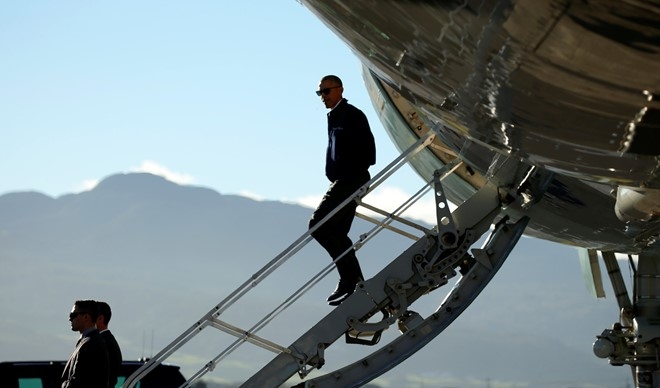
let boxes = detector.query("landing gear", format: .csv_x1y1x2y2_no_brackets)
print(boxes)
592,251,660,387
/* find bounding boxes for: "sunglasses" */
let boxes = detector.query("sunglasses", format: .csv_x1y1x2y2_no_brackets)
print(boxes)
69,311,87,319
316,86,341,96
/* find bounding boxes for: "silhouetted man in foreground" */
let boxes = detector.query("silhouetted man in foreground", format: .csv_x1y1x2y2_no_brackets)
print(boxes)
96,301,122,388
61,299,109,388
309,75,376,306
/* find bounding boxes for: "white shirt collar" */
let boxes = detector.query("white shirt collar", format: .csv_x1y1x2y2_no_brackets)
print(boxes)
328,98,345,113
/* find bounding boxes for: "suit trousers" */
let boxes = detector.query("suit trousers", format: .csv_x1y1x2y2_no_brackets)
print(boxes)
309,176,367,282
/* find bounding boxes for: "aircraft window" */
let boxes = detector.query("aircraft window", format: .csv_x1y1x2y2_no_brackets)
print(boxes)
17,378,43,388
115,377,140,388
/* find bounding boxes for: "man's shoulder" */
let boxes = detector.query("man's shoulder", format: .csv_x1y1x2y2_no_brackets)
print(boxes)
101,330,121,346
85,331,107,347
341,99,363,112
338,101,367,121
100,330,114,338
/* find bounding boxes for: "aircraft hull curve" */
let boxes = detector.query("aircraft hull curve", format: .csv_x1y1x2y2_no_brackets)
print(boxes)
302,0,660,254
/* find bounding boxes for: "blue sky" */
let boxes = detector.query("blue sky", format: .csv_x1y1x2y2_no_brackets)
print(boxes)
0,3,635,385
1,1,435,222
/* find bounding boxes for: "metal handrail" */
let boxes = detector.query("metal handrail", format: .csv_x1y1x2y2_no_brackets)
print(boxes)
123,130,440,387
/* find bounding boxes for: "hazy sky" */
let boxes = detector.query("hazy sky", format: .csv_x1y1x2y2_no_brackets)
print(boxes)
1,1,437,221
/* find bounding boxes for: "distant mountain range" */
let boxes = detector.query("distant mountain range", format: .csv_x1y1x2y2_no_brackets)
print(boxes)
0,173,631,387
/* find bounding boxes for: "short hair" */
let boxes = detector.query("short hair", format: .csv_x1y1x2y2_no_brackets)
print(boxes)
97,301,112,324
75,300,100,321
321,75,342,87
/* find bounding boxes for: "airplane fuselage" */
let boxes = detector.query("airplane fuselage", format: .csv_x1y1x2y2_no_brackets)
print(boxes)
302,0,660,255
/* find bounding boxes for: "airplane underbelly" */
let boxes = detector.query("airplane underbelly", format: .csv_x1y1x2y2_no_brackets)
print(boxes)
363,67,644,253
302,0,660,253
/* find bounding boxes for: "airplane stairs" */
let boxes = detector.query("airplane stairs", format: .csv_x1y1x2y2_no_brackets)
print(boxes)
123,129,531,388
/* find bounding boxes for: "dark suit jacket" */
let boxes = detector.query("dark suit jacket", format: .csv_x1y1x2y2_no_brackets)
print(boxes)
100,330,123,388
61,329,109,388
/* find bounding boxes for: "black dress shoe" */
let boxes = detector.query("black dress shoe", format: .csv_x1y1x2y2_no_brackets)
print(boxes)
327,294,350,306
326,279,358,303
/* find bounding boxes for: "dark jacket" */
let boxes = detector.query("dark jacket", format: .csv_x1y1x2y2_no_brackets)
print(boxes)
325,99,376,182
61,329,109,388
100,330,123,388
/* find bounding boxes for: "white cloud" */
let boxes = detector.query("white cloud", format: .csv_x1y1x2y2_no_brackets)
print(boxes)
363,186,439,225
69,161,195,195
292,185,441,226
73,179,100,193
239,190,266,202
293,194,323,209
129,160,196,185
